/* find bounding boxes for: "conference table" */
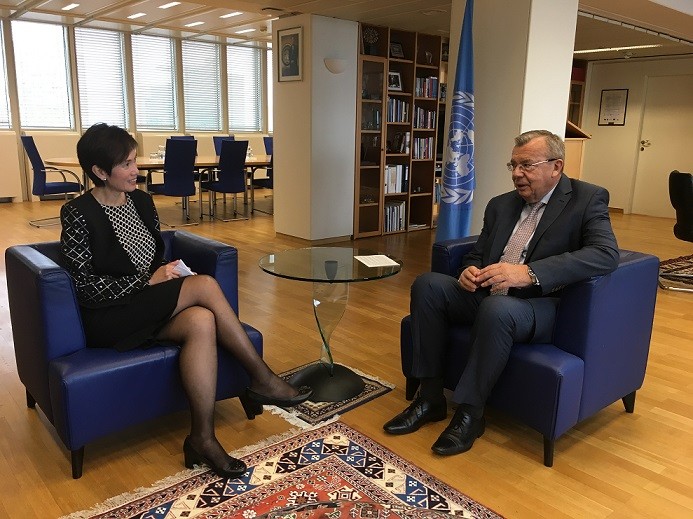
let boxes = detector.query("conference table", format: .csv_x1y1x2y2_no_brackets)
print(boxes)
44,155,272,214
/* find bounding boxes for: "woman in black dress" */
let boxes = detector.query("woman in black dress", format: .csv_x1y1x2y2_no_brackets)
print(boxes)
60,123,311,478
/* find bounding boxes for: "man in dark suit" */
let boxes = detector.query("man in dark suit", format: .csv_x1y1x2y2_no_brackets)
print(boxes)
383,130,619,456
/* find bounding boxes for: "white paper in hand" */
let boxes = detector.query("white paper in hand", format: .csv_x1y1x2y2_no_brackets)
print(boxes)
173,259,195,277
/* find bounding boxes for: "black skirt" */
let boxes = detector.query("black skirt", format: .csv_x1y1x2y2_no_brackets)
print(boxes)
80,277,186,351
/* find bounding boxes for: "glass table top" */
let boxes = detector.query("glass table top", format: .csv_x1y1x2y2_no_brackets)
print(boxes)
258,246,402,283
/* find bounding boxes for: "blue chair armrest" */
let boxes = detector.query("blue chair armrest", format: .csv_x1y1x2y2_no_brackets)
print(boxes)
5,245,87,422
431,236,478,276
553,250,659,420
165,230,240,314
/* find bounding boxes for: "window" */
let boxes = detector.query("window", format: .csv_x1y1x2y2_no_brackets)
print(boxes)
131,34,177,130
12,21,73,129
75,28,127,129
227,45,262,132
0,26,10,128
266,46,273,133
182,40,221,131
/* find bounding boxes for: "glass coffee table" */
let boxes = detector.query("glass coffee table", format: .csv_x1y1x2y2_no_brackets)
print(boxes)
258,247,402,402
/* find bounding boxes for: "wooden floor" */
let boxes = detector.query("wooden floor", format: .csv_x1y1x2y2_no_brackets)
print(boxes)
0,194,691,518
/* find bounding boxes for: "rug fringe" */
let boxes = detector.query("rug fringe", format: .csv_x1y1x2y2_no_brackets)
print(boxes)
59,420,340,519
264,405,342,429
59,467,207,519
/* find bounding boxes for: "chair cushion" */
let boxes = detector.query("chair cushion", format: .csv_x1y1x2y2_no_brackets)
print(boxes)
48,323,261,450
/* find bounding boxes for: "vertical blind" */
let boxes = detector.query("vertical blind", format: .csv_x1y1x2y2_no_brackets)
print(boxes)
182,40,221,131
75,28,128,129
132,34,177,130
266,47,273,134
12,20,73,129
227,45,262,132
0,27,10,128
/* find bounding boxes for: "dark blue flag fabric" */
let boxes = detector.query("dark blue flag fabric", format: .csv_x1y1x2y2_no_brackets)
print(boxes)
436,0,475,241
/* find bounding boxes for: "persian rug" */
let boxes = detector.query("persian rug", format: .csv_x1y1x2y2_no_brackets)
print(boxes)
63,421,502,519
659,253,693,286
272,362,394,427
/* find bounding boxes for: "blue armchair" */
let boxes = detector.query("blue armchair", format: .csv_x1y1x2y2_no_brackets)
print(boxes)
400,237,659,466
5,230,263,478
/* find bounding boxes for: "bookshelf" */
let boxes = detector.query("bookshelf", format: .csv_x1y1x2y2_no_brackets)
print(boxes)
354,24,446,238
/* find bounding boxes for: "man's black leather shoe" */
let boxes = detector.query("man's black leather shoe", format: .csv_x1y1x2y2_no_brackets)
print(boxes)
383,396,447,435
431,411,485,455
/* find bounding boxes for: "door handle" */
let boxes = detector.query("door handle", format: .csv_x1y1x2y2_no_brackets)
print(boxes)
640,139,651,151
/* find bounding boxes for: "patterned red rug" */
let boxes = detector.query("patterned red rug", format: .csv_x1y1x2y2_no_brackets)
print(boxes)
62,421,502,519
660,253,693,286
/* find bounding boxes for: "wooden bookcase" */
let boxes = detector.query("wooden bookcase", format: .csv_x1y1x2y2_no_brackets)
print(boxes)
354,24,445,238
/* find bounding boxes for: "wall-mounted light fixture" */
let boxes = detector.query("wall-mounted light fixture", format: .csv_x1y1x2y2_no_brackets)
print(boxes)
323,58,347,74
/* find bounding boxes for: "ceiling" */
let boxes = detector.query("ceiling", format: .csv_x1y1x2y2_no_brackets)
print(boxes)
2,0,692,61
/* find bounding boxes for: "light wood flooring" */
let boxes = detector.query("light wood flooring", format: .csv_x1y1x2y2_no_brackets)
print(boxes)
0,194,691,518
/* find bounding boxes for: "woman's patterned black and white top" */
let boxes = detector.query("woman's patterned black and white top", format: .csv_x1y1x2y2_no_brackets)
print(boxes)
100,196,156,276
60,193,159,305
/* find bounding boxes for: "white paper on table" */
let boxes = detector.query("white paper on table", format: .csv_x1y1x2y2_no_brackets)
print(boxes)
354,255,399,268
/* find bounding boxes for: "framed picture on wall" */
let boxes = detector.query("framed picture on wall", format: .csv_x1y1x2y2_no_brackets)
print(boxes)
388,71,403,91
598,89,628,126
278,27,302,82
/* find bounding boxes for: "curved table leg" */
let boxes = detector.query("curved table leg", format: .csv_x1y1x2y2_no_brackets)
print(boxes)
287,280,365,402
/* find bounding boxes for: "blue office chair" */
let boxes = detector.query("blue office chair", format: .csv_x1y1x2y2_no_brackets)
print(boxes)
147,138,198,227
20,135,83,227
213,135,235,156
200,140,248,221
253,136,273,189
251,136,273,214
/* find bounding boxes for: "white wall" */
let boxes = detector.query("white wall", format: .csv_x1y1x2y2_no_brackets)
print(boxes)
451,0,578,234
581,56,693,212
273,14,313,239
273,14,358,241
310,16,357,240
0,132,24,201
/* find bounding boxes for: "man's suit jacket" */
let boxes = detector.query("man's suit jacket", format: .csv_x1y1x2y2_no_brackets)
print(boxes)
462,174,619,341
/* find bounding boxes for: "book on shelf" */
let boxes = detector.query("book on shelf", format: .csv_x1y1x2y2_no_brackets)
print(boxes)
384,164,409,194
384,200,407,232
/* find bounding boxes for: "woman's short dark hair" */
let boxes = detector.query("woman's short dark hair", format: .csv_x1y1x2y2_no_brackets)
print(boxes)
77,123,137,187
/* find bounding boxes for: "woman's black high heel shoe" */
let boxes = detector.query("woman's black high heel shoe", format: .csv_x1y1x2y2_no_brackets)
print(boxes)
183,436,247,479
245,385,313,407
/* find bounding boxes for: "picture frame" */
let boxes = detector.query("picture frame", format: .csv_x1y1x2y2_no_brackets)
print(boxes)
388,71,403,91
598,88,628,126
278,27,302,82
389,42,405,59
441,43,449,62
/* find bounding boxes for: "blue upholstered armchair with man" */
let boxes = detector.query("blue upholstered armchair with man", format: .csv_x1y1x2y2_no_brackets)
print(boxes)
384,130,620,456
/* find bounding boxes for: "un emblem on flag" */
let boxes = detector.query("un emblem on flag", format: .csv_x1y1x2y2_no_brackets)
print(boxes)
442,91,475,205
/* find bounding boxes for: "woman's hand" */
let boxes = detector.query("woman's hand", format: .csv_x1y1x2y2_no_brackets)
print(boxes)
149,260,182,285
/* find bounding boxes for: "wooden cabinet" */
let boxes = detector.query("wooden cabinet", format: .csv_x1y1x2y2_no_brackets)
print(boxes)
354,24,445,238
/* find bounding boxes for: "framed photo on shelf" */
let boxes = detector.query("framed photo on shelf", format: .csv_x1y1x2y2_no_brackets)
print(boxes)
388,71,403,91
278,27,302,82
598,88,628,126
389,42,405,59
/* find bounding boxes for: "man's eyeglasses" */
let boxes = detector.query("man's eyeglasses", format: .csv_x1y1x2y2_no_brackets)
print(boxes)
506,158,559,173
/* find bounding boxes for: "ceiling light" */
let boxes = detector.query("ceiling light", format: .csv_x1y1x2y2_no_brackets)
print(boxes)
62,3,79,10
574,44,663,54
159,2,181,9
421,9,445,16
185,21,204,27
220,11,243,19
235,28,256,34
127,13,146,20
